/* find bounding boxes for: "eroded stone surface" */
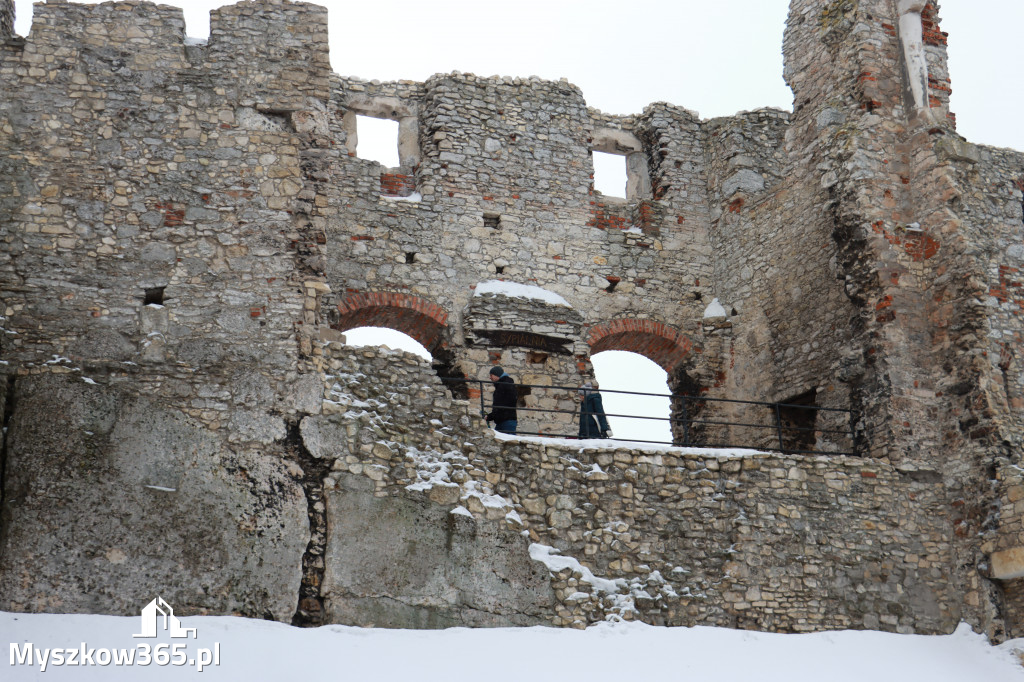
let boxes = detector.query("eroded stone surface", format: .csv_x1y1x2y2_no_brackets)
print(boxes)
322,473,553,628
0,374,308,619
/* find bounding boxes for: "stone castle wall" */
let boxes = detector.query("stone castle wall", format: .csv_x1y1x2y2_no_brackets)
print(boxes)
1,0,1023,640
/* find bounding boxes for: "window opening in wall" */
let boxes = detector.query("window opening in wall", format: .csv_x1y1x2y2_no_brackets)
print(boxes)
483,213,501,229
143,287,165,305
591,350,671,443
405,252,416,264
495,266,505,275
355,115,400,167
593,150,627,199
776,389,818,453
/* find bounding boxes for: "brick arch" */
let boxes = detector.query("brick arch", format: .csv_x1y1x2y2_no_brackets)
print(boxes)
334,292,449,352
586,318,696,373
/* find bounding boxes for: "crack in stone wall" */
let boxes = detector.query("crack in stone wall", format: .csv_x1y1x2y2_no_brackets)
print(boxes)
286,417,332,627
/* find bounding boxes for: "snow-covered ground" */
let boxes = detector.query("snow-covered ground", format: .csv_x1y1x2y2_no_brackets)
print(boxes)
4,611,1024,680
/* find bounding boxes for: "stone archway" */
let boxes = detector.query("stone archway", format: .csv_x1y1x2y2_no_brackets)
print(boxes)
586,318,696,374
333,292,449,353
586,318,703,445
332,292,468,398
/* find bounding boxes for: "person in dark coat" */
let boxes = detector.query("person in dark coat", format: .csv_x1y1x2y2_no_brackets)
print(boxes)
485,365,517,434
578,381,612,439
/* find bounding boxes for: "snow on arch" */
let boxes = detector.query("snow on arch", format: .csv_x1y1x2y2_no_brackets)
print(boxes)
473,280,572,308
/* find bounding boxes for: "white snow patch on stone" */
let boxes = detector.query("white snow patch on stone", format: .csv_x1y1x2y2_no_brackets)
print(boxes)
474,280,571,307
703,297,728,319
529,543,625,596
382,192,422,203
491,430,766,458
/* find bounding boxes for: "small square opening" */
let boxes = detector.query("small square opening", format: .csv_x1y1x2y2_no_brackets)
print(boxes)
483,213,501,229
143,287,166,305
592,150,627,199
355,115,400,167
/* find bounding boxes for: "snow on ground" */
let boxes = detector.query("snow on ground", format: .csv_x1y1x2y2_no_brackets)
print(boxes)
474,280,571,307
3,611,1023,681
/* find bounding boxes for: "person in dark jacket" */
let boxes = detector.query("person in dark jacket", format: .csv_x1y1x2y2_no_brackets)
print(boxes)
578,381,612,439
485,365,517,434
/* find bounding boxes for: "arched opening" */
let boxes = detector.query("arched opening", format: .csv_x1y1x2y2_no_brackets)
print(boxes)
331,292,467,398
586,318,695,372
587,318,700,446
591,351,671,444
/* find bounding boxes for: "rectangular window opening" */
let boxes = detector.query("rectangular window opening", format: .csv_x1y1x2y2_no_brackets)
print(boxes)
355,115,400,168
483,213,501,229
593,150,628,199
776,389,818,454
143,287,166,306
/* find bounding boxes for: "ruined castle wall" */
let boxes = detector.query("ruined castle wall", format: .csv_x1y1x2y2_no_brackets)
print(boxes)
319,345,958,634
319,70,720,415
951,143,1024,635
1,0,1022,639
697,107,858,452
0,372,309,619
780,0,1013,636
961,145,1024,451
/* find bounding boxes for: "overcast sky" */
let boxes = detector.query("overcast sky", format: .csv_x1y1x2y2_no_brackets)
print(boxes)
10,1,1023,439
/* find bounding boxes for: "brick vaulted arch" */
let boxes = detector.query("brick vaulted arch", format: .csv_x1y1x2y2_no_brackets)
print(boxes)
334,292,449,352
586,318,697,373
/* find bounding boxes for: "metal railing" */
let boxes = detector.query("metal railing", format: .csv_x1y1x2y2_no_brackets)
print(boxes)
441,377,858,456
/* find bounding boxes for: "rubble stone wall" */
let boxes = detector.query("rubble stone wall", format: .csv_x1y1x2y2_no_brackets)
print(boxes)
308,344,957,634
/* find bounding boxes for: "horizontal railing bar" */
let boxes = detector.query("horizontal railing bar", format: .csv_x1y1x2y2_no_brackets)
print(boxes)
440,377,853,412
438,376,858,456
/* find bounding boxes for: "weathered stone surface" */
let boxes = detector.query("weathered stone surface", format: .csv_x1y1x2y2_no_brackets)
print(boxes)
0,374,308,620
321,473,553,628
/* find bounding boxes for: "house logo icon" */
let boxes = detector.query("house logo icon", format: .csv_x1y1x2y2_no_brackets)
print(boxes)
133,596,197,639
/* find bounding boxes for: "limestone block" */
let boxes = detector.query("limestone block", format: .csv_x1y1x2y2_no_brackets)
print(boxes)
322,474,553,628
300,415,351,460
721,169,765,197
991,547,1024,580
935,138,981,165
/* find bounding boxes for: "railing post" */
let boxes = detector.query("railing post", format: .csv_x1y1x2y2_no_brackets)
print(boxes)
479,379,486,420
680,395,690,447
774,403,785,453
849,410,858,457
